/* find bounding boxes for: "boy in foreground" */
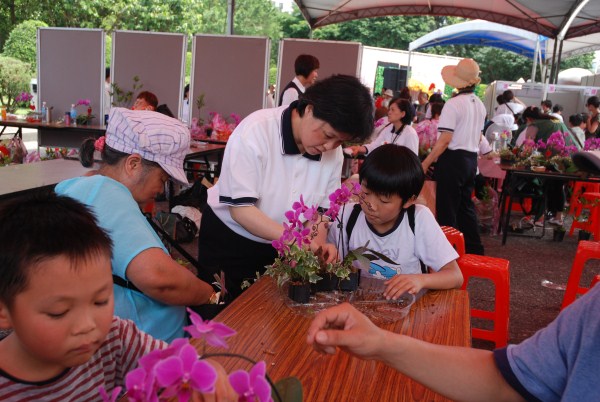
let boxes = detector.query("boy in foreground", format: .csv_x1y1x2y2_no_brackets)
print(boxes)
328,144,463,299
0,193,233,401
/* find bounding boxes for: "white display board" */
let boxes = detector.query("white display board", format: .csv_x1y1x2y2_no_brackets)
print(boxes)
190,34,270,124
112,31,186,118
277,39,362,99
37,28,105,123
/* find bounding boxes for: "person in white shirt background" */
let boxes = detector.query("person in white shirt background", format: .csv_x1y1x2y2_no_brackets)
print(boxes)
278,54,320,106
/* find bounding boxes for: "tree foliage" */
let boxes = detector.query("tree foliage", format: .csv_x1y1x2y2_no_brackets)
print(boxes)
2,20,48,74
0,1,595,88
0,56,32,110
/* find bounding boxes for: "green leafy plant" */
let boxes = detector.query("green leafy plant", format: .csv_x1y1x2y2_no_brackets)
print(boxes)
0,56,31,111
195,92,205,125
2,20,48,73
110,76,143,108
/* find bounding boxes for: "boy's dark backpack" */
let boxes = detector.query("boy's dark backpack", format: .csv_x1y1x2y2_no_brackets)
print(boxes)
345,203,427,274
171,177,209,212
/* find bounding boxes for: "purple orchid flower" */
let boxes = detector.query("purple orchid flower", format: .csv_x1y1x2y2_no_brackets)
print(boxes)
184,308,237,348
154,344,218,401
229,361,273,402
98,385,122,402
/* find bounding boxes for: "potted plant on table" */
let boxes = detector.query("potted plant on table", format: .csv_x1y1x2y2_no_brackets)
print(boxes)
265,183,382,303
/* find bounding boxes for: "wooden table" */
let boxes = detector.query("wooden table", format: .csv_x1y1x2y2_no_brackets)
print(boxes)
0,159,94,201
199,277,471,402
0,119,106,148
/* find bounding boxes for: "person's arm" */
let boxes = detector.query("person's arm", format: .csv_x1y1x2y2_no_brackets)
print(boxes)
422,131,452,171
229,205,284,241
383,260,463,299
126,248,215,305
307,303,525,402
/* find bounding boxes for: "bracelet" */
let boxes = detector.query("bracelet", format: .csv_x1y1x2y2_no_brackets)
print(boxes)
208,291,221,305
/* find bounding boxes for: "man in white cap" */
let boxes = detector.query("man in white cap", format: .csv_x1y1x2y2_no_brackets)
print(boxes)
382,88,394,108
421,58,486,255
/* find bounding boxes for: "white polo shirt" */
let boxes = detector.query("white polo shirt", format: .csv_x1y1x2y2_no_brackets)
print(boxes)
364,123,419,156
438,91,486,153
495,102,525,117
281,77,306,107
207,103,343,243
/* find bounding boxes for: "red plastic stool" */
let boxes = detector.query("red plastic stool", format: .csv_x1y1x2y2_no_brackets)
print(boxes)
568,192,600,239
567,182,600,216
561,241,600,310
457,254,510,348
441,226,466,257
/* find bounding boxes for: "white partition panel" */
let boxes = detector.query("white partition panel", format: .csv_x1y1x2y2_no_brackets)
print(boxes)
112,31,186,118
37,28,104,123
190,35,270,124
276,39,362,101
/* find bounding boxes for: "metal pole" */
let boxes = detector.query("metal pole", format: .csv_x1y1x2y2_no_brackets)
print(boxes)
554,39,564,84
531,37,540,83
226,0,235,35
548,38,559,85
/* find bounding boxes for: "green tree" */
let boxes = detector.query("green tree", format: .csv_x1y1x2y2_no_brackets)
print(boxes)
2,20,48,73
0,56,31,110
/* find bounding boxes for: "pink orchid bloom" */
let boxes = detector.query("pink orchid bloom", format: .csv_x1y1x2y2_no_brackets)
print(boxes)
155,344,217,401
125,367,159,402
229,361,273,402
184,308,237,348
98,385,122,402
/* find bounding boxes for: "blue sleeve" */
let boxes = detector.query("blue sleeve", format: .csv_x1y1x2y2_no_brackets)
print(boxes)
496,285,600,402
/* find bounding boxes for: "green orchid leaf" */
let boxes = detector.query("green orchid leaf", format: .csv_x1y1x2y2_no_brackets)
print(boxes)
273,377,303,402
366,249,399,265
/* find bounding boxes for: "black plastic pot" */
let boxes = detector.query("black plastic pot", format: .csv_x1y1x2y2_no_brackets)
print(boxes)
339,270,361,291
288,282,311,303
312,273,340,293
578,230,592,241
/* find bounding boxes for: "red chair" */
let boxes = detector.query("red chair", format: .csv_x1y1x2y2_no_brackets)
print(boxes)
457,254,510,348
561,241,600,310
568,191,600,240
567,182,599,216
441,226,466,257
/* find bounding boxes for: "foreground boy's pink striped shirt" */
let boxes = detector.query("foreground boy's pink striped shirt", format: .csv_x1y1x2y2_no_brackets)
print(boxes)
0,317,166,401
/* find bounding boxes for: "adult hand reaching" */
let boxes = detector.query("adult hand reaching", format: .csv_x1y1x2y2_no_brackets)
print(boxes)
306,303,386,359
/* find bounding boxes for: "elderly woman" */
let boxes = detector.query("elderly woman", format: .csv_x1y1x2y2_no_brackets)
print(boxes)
515,106,581,147
55,108,215,342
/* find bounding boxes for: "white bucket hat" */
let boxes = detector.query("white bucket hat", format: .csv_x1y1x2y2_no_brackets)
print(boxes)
384,89,394,97
105,107,190,184
442,58,482,89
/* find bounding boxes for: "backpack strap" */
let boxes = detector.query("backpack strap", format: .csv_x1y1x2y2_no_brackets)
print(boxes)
406,205,428,274
345,203,363,249
112,274,143,294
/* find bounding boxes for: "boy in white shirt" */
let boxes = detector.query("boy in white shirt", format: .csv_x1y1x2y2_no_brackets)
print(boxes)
327,144,463,299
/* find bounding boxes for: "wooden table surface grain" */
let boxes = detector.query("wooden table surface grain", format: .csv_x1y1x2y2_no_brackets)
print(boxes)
197,277,471,402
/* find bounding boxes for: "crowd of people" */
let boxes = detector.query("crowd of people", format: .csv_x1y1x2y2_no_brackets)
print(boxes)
1,54,599,401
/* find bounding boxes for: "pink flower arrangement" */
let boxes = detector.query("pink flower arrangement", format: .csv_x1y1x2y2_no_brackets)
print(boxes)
536,131,578,158
99,308,274,402
584,137,600,151
75,99,91,107
266,183,367,285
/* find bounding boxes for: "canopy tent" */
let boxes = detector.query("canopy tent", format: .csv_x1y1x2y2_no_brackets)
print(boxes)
408,20,546,60
294,0,600,82
294,0,600,40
